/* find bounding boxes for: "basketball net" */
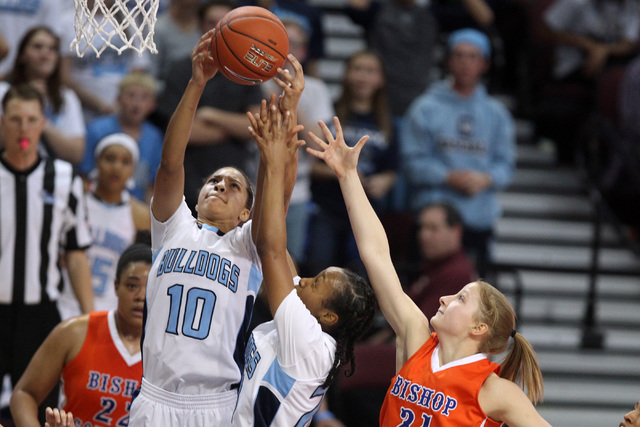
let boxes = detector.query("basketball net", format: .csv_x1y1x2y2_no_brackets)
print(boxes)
71,0,158,57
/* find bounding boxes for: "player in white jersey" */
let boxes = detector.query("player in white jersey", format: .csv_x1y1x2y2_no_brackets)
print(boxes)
129,32,305,426
58,133,150,319
231,102,377,426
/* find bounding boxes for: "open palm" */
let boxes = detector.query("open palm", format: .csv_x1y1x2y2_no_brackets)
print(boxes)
306,117,369,180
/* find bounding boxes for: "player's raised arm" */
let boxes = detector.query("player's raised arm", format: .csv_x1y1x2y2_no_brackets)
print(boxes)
307,118,431,362
250,103,304,314
152,31,218,222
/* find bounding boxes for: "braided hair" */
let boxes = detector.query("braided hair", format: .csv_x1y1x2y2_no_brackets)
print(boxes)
321,268,377,388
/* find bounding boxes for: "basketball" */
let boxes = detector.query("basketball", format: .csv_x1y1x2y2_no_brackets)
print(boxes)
211,6,289,85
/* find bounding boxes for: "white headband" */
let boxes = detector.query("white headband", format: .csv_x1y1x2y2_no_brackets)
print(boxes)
94,133,140,165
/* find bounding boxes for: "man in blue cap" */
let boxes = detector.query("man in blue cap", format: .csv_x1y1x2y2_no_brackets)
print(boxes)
399,28,516,277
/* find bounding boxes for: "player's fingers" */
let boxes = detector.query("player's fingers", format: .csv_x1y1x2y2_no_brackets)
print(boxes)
306,145,324,158
317,120,334,142
267,104,279,132
246,111,258,129
288,123,304,137
353,135,370,154
307,131,328,149
287,54,304,78
284,109,293,126
268,93,278,109
260,99,268,124
332,116,343,141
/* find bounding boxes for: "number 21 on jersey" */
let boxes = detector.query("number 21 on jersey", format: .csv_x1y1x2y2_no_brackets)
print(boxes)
398,407,432,427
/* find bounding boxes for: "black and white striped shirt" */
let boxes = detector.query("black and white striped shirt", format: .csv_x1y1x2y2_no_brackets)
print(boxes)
0,155,92,305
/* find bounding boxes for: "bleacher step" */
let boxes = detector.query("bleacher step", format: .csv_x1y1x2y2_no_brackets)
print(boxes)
493,242,640,273
519,323,640,352
497,270,640,298
537,407,623,427
509,167,586,194
495,217,619,246
542,376,638,409
515,297,640,326
536,349,640,379
498,192,593,220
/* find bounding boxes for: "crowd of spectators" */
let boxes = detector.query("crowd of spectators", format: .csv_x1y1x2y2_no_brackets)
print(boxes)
1,0,639,424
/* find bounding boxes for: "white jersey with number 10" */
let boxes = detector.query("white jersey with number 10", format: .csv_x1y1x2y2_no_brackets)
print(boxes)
144,199,262,394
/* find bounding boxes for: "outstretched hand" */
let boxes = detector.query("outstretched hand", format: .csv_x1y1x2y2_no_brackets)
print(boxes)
45,407,74,427
306,117,369,179
274,54,305,113
191,29,219,85
248,100,304,167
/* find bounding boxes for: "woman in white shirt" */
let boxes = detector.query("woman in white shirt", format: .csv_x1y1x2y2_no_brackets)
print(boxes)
0,26,85,164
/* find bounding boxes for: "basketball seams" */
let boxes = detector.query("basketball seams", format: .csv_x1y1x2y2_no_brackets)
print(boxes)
225,20,287,59
212,6,289,85
217,24,274,79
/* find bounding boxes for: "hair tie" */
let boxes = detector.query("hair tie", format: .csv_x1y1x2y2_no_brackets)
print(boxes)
510,330,517,338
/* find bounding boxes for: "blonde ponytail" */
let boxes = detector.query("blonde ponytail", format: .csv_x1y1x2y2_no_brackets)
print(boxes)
474,281,544,403
499,332,544,403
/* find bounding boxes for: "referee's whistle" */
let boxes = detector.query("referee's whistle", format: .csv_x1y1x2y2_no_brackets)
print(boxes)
19,138,28,150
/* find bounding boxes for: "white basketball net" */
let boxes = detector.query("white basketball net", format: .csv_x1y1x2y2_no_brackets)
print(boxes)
71,0,158,57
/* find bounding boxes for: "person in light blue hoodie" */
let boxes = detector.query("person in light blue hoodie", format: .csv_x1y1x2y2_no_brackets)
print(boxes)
400,28,515,277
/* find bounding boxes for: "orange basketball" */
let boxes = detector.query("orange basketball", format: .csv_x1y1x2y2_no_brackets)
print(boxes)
211,6,289,85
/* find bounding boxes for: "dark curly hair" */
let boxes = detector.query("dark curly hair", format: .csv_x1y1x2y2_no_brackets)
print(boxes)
321,268,377,388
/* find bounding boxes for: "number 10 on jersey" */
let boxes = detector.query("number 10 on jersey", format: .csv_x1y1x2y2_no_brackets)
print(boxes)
166,284,217,340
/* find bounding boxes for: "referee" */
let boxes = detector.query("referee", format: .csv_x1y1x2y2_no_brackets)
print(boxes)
0,85,93,423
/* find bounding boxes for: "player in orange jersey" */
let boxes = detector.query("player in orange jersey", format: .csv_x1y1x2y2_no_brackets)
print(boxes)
9,240,151,426
307,117,552,427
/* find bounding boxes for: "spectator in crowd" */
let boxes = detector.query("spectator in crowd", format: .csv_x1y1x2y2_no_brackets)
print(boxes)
345,0,438,118
261,18,335,267
60,0,152,120
0,32,9,63
584,55,640,236
0,27,85,164
152,0,202,86
543,0,639,83
79,71,163,202
539,0,640,163
362,201,474,345
59,133,151,320
401,28,515,277
10,239,150,426
407,202,476,319
308,50,397,277
346,0,497,118
0,84,93,424
621,400,640,427
236,0,325,76
0,0,65,77
156,0,262,214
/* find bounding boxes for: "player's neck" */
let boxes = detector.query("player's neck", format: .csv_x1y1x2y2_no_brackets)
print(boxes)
197,216,238,234
94,186,125,205
437,336,481,366
115,313,142,355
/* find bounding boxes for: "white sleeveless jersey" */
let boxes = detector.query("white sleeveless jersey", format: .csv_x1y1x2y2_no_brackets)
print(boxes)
144,199,262,394
232,290,336,427
58,193,136,319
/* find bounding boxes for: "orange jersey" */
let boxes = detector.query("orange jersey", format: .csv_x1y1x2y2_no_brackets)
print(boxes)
62,311,142,426
380,333,502,427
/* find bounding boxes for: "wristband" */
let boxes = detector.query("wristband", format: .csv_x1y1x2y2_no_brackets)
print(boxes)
313,410,336,422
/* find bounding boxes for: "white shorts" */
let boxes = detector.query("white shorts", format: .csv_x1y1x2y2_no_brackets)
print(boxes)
129,378,238,426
